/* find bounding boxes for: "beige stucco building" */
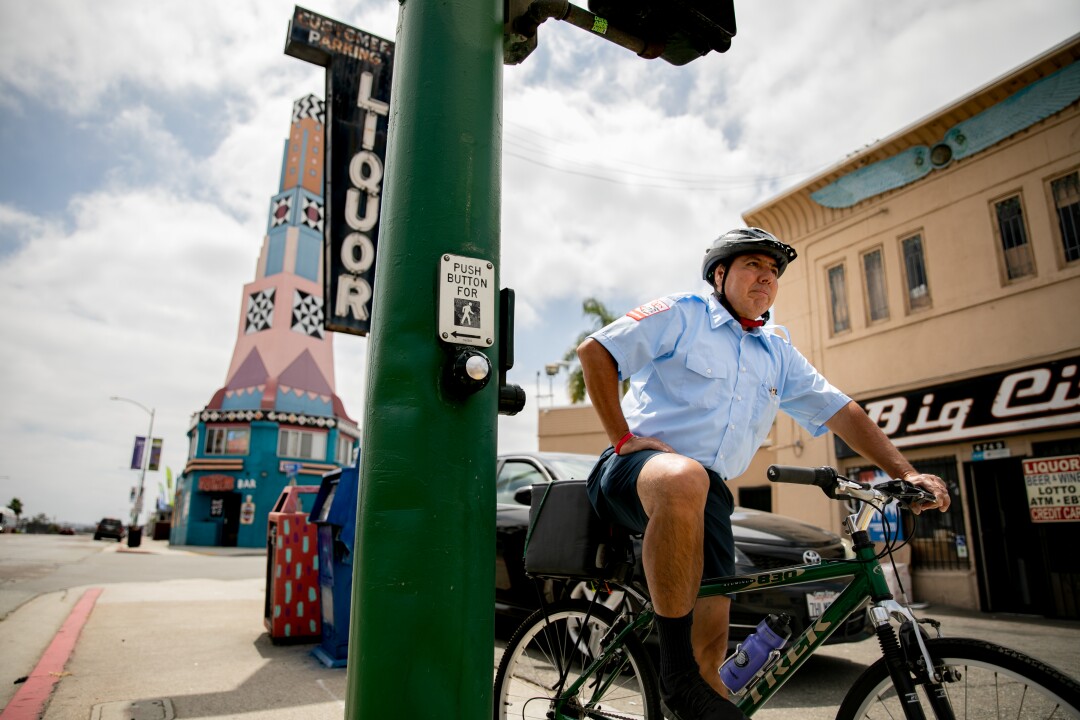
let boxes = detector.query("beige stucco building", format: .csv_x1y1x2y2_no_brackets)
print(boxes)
540,35,1080,619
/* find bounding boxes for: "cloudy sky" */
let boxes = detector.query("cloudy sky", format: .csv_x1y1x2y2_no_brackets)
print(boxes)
1,1,1076,526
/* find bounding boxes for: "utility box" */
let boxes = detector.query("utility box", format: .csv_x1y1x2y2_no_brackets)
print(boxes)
309,463,359,667
264,485,322,643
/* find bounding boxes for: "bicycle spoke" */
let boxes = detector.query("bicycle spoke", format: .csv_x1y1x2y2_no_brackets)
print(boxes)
494,602,659,720
841,640,1080,720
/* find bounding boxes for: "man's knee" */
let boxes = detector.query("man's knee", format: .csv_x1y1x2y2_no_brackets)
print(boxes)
638,455,710,512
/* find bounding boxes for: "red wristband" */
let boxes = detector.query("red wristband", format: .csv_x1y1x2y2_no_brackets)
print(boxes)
614,431,634,455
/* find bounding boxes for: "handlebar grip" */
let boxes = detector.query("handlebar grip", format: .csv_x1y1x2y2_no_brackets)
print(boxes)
766,465,839,488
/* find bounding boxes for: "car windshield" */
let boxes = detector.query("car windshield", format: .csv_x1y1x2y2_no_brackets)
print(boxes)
544,454,597,481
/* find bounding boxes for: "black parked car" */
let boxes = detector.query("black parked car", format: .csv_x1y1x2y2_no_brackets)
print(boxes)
93,517,125,542
495,452,872,645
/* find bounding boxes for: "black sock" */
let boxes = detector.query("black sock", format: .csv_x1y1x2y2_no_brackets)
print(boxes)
656,611,697,691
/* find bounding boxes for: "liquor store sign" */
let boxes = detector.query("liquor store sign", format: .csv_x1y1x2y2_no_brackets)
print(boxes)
285,6,394,335
1024,455,1080,523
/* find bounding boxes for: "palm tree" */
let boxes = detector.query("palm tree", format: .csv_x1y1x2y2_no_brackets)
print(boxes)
563,297,630,403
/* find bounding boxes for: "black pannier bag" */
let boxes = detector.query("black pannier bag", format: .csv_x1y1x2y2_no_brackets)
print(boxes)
523,480,633,582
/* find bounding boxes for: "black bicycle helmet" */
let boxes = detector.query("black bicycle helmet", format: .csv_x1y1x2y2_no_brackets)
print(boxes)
701,227,798,283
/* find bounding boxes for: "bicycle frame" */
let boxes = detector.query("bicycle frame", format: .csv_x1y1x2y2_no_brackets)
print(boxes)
534,473,939,720
719,541,891,715
544,511,907,720
549,529,896,718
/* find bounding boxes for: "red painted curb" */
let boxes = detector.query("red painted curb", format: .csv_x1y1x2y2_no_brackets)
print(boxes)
0,588,103,719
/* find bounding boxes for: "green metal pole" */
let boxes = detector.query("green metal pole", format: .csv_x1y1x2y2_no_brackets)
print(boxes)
344,0,502,717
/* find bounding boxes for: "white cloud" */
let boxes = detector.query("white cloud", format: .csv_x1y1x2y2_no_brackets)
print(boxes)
0,190,252,523
1,1,340,113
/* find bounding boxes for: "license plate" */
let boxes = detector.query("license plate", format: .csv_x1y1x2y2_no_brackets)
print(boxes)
806,590,838,619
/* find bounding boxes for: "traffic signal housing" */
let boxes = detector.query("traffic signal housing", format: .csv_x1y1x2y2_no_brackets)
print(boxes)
587,0,735,65
504,0,736,66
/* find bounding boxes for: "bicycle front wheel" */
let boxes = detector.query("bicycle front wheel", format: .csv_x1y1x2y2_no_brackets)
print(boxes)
494,599,661,720
837,637,1080,719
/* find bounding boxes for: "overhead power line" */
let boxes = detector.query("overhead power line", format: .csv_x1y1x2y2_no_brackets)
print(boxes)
503,123,824,191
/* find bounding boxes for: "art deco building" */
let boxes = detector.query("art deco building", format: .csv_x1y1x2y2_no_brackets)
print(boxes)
739,35,1079,617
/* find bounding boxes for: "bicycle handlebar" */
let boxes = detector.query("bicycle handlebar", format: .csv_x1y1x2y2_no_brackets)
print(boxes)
872,478,937,505
767,465,936,508
766,465,839,488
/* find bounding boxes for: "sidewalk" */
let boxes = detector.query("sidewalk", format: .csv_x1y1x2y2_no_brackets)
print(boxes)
0,539,349,720
2,538,501,720
41,577,349,720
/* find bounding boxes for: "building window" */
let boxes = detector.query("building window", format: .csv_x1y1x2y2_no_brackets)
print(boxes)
827,263,850,335
278,428,327,460
205,426,250,456
900,234,931,313
861,247,889,323
994,194,1035,280
847,459,967,571
335,434,356,466
738,486,772,513
1050,171,1080,264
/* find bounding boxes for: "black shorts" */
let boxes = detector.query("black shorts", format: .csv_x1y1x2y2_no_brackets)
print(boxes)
585,446,736,580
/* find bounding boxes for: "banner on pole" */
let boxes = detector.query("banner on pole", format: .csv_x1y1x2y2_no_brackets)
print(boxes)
130,437,164,471
130,436,146,470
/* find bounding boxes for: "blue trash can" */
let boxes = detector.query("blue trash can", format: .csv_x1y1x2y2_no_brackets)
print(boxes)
308,461,359,667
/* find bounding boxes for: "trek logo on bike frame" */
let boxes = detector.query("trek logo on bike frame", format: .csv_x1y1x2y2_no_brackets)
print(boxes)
746,615,833,704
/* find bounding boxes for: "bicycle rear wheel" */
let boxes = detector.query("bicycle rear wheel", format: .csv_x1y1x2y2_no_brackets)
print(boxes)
837,637,1080,719
494,599,661,720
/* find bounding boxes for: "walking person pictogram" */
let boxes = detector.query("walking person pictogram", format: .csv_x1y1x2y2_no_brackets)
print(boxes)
454,298,479,328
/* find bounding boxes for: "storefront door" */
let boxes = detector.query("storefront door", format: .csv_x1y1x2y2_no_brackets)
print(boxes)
965,457,1079,619
220,493,241,547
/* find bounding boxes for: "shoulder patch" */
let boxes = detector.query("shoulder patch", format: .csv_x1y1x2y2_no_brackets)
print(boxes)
626,298,672,321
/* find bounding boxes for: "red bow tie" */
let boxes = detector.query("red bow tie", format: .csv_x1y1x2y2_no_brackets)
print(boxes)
739,317,764,330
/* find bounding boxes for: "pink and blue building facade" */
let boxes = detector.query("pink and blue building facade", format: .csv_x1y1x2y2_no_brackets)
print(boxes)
171,95,358,548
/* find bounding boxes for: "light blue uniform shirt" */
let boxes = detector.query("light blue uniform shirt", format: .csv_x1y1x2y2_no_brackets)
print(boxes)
591,292,851,480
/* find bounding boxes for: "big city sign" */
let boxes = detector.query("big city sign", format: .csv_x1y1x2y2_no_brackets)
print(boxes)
836,355,1080,456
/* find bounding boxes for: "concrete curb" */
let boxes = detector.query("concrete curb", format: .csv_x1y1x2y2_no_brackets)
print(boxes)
0,588,102,720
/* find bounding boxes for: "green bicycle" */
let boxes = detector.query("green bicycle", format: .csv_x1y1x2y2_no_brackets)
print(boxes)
494,465,1080,719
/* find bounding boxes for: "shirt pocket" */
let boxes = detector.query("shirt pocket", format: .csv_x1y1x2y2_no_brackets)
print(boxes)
752,378,782,439
681,351,728,408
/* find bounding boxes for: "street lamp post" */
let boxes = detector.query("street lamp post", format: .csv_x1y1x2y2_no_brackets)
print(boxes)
110,396,155,548
543,361,571,407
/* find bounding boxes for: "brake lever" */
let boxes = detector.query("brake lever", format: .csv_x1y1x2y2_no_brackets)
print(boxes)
872,479,935,508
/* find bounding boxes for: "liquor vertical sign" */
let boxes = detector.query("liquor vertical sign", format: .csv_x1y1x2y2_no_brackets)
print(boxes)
285,7,394,335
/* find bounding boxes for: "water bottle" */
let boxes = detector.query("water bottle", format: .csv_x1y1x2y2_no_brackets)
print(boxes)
719,613,792,693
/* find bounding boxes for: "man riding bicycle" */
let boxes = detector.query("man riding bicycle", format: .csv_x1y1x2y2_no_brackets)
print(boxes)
577,227,951,720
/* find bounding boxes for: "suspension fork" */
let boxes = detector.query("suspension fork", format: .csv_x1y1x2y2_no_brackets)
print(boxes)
899,619,957,720
869,605,928,720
